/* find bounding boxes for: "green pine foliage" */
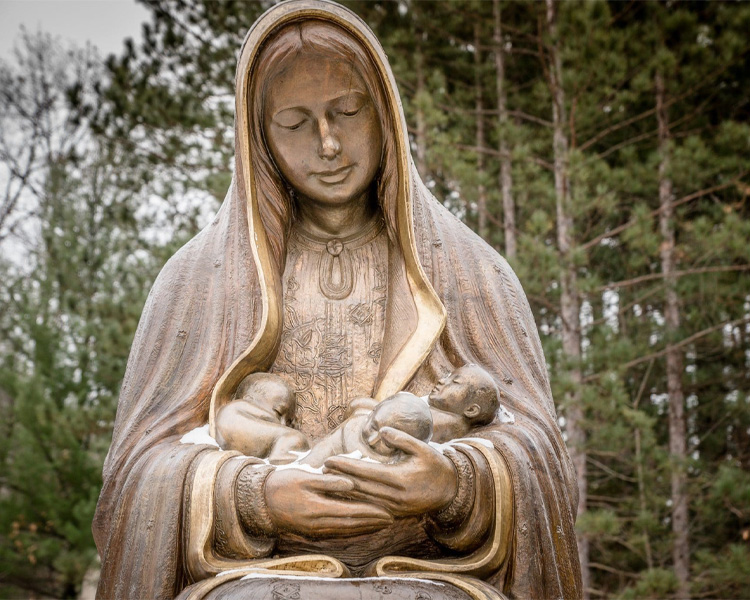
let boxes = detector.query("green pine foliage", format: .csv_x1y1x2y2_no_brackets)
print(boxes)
0,157,157,597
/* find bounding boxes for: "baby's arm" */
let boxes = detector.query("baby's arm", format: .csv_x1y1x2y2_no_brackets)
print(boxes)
268,429,311,465
345,396,378,418
300,427,347,468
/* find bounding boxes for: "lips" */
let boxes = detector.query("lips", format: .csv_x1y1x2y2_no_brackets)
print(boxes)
315,165,353,184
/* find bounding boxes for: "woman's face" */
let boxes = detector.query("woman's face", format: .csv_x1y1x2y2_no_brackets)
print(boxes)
263,54,383,208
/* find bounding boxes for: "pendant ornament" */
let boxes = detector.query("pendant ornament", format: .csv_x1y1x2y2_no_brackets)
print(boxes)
294,215,384,301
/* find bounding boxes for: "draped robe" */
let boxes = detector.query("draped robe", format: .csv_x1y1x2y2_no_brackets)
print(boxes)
92,2,582,598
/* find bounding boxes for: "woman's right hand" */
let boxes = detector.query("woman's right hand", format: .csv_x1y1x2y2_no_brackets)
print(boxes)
264,467,394,537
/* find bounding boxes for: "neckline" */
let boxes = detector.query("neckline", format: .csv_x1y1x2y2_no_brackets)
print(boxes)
293,214,385,251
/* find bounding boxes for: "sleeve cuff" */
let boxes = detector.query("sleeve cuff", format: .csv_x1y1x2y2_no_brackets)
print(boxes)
235,463,278,539
429,446,475,531
426,443,495,553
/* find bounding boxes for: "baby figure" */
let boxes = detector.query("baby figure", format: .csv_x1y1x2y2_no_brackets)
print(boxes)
344,364,501,445
214,373,310,464
427,364,500,443
301,392,433,468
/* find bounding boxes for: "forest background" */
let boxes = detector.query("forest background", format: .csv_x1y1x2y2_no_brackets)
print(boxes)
0,1,748,598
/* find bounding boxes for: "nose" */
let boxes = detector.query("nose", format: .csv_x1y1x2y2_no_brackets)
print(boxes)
317,117,341,160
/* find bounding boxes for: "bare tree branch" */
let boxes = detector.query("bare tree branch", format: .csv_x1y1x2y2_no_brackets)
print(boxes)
580,174,749,252
596,265,750,293
583,316,750,382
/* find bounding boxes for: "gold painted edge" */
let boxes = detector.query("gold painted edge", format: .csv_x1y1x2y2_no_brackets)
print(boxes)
182,562,347,600
184,569,499,600
385,572,507,600
187,450,350,579
186,450,242,581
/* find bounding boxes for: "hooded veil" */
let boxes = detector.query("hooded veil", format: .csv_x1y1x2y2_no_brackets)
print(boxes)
93,2,582,599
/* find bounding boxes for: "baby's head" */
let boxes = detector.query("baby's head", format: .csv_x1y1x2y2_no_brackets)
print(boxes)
428,364,499,427
234,373,296,426
360,393,433,457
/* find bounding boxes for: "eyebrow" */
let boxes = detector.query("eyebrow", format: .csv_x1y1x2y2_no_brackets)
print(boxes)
272,90,368,116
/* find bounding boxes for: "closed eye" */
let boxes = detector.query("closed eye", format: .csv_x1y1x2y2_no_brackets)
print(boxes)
280,121,305,131
272,109,308,131
341,107,361,117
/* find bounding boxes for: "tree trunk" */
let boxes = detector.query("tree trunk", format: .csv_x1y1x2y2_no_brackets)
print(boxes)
474,22,488,240
634,360,655,570
655,70,690,600
545,2,589,597
493,0,516,259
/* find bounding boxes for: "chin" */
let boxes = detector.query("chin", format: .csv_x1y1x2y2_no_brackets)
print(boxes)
304,187,361,207
324,189,361,204
333,183,368,202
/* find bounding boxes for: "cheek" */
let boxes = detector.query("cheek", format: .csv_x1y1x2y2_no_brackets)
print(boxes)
274,145,313,189
348,111,382,167
265,126,310,182
365,119,383,167
268,136,297,172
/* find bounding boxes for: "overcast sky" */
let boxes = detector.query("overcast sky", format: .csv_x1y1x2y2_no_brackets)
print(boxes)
0,0,150,60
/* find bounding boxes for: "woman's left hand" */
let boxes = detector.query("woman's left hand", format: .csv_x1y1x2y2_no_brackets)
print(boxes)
323,427,458,517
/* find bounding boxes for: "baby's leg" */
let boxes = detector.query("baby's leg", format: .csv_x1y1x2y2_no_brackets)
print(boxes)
268,429,311,465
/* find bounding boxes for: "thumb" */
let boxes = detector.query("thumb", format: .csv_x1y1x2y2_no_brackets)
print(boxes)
379,426,425,455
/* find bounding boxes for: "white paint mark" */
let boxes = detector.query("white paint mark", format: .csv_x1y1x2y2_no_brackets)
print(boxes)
180,424,220,448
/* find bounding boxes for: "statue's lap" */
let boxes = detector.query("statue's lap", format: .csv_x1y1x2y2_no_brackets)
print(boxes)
198,576,473,600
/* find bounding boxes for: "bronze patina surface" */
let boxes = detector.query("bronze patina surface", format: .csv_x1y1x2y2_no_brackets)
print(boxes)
93,2,583,599
183,576,474,600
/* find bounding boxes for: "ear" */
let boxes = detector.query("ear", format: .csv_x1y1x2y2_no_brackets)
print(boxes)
464,403,481,419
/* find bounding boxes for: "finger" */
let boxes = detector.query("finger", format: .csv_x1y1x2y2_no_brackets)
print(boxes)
305,473,355,494
379,426,428,455
337,488,402,513
329,477,403,503
311,517,392,536
314,498,394,521
323,458,404,489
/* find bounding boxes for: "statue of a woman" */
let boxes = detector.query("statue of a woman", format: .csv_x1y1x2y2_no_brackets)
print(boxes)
92,2,582,599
